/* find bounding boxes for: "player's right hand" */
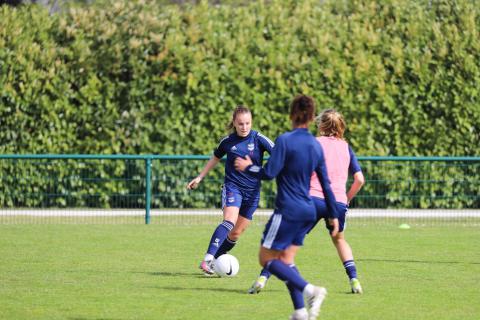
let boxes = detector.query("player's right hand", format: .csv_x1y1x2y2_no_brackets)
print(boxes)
234,155,253,171
187,176,202,190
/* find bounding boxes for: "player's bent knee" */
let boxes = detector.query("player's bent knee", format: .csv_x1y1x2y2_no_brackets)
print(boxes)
331,232,345,242
229,231,241,240
279,256,294,265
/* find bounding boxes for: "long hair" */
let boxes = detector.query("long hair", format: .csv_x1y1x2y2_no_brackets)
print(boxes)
316,109,346,139
226,105,251,132
290,95,315,126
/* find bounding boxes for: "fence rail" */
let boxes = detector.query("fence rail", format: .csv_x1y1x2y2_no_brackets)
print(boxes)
0,155,479,224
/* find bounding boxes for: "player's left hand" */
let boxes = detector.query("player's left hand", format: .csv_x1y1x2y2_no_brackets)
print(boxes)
234,155,253,171
328,218,339,237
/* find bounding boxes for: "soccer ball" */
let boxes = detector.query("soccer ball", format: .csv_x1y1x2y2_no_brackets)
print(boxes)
214,254,239,277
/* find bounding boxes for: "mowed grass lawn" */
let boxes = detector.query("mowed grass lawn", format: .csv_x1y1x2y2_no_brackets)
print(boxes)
1,221,479,320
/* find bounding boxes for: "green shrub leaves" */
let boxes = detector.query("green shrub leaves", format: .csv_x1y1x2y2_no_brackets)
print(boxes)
0,1,478,209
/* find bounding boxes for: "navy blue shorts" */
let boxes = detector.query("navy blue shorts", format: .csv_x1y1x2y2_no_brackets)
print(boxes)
311,197,348,233
261,213,315,250
221,183,260,220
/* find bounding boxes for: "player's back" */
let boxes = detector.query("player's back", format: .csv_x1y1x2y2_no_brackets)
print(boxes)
310,136,350,204
274,128,322,222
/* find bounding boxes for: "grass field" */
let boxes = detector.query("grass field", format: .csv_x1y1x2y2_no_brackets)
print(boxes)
1,221,479,320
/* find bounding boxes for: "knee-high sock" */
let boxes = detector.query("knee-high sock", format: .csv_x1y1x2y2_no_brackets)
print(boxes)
265,259,308,291
287,264,305,310
214,236,237,258
206,220,234,257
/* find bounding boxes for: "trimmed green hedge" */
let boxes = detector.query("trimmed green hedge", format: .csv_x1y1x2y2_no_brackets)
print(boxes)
1,0,479,156
0,0,479,209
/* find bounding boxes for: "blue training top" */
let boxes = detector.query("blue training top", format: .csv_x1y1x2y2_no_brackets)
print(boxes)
214,130,274,191
246,128,339,221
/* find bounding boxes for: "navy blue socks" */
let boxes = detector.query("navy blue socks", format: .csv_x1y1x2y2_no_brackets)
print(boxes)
265,259,308,291
286,264,305,309
260,267,271,279
214,236,237,258
206,220,234,256
343,259,358,279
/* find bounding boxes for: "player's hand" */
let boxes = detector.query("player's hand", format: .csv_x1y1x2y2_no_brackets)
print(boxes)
234,155,253,171
186,176,202,190
328,218,339,237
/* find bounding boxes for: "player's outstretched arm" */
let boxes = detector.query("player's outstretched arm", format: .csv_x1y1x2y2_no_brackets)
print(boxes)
186,156,221,190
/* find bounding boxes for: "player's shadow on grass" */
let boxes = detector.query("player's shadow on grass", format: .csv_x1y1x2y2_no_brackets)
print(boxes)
358,258,480,265
154,285,247,294
134,271,209,278
141,271,283,293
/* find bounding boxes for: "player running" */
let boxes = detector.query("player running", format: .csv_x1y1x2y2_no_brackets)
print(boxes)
187,105,274,275
235,95,339,320
248,109,365,295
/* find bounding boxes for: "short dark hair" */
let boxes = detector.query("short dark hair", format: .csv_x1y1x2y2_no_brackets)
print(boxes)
290,95,315,126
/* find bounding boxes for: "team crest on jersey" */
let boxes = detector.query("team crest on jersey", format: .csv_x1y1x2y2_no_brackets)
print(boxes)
247,143,255,151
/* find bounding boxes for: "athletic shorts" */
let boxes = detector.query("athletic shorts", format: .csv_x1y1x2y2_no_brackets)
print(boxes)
311,197,348,233
261,213,315,250
221,183,260,220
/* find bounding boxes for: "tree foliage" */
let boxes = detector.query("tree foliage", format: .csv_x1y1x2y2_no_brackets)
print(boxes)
0,0,479,209
1,0,479,156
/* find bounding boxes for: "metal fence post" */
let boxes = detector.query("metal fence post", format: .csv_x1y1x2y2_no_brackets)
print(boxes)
145,157,152,225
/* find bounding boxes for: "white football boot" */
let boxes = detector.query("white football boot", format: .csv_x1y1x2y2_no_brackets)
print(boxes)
305,286,327,320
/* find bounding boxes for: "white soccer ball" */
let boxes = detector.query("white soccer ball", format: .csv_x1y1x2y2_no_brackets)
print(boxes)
214,254,239,277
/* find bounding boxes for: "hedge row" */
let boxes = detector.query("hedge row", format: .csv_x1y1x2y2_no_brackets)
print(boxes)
1,157,478,209
0,0,479,209
1,0,479,156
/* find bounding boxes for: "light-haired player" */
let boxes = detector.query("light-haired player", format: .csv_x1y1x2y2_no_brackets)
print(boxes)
248,108,365,295
187,105,274,275
235,95,339,320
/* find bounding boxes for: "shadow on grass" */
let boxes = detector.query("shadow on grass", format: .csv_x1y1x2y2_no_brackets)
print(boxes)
70,318,127,320
358,258,480,265
136,271,283,293
331,291,364,295
152,285,248,294
133,271,207,278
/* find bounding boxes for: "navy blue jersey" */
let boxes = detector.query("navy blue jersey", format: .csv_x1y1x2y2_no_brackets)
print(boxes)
214,130,274,191
246,128,339,221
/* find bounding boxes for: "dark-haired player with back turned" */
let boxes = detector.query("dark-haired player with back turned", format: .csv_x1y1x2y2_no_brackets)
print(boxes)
235,95,339,320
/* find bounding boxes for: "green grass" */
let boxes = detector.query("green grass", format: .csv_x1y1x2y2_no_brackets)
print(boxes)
1,222,479,320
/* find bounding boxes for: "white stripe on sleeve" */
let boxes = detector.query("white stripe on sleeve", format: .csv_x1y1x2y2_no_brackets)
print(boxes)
258,132,275,148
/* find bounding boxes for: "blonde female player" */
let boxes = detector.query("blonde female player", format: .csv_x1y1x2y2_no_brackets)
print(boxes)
248,109,365,295
186,105,274,275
